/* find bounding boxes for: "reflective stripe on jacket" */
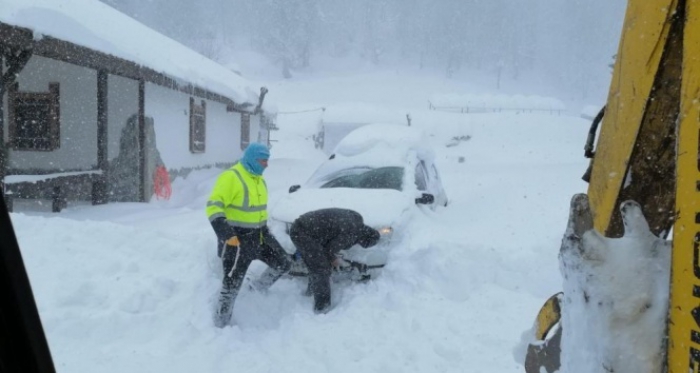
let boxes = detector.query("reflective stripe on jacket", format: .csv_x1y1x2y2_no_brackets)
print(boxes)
206,162,268,228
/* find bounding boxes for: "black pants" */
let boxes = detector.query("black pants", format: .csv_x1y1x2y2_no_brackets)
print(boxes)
221,227,290,290
214,226,290,327
290,224,332,313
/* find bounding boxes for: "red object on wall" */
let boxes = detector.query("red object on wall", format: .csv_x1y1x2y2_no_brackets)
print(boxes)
153,165,172,200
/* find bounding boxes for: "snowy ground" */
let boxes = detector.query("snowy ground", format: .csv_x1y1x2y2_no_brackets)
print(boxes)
9,67,592,372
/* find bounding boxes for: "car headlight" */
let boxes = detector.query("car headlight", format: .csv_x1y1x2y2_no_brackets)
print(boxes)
377,226,393,236
374,227,394,245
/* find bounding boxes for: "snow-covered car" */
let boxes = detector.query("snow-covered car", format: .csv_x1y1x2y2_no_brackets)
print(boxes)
269,123,448,280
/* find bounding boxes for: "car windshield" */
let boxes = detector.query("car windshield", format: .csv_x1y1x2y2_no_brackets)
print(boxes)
319,167,404,190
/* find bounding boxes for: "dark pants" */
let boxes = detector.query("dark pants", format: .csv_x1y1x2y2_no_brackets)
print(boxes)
214,227,291,327
290,224,332,313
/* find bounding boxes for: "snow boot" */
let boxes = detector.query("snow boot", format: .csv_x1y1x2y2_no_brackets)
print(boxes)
314,293,331,314
302,279,313,297
249,267,285,293
213,286,238,328
310,273,332,313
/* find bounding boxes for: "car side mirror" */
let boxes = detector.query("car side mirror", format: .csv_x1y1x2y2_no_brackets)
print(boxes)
415,193,435,205
289,185,301,193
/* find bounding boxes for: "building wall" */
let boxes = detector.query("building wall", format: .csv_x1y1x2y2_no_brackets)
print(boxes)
3,55,98,171
145,83,244,171
107,75,139,161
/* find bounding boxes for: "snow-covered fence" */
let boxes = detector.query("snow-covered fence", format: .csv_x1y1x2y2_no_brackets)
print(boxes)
4,170,103,212
428,94,566,115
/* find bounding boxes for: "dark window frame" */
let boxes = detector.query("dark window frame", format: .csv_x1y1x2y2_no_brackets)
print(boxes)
189,97,206,153
8,82,61,152
430,163,442,181
415,161,429,191
240,113,251,151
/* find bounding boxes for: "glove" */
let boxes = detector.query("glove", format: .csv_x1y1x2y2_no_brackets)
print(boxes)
226,236,240,246
211,217,236,243
331,256,350,270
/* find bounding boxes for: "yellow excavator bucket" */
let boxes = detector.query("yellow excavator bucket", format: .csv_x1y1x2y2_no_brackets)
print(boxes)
524,293,563,373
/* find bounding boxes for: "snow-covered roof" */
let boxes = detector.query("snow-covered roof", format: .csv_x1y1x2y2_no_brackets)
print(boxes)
1,0,258,105
334,123,425,157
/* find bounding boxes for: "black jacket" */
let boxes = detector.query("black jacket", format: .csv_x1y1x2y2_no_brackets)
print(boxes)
291,208,368,257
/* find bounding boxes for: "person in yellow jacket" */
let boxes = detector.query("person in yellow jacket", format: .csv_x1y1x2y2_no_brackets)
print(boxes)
206,142,291,328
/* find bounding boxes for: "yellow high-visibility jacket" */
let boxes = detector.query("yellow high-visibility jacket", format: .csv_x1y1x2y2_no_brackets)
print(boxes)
206,162,268,229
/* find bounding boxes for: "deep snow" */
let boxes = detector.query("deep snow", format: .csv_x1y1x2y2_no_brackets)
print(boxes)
9,67,593,372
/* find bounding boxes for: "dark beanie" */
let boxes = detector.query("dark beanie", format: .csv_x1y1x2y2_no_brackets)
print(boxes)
357,225,380,248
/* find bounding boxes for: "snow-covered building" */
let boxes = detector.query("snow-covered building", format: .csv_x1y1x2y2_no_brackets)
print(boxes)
0,0,274,211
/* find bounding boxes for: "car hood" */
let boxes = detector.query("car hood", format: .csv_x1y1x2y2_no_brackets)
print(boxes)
270,187,411,227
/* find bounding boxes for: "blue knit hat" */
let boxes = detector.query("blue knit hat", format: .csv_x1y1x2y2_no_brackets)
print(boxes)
241,143,270,175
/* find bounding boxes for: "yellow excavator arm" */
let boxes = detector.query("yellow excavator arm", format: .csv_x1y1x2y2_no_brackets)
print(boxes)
589,0,680,239
525,0,700,372
668,1,700,371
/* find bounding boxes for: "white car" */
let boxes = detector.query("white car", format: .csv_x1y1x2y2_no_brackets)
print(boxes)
270,123,448,280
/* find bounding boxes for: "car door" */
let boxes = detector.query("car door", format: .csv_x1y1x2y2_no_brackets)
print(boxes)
419,159,448,207
414,161,429,193
415,160,444,208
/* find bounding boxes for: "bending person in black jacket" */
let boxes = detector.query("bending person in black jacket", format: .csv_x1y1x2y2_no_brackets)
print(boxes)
290,208,381,313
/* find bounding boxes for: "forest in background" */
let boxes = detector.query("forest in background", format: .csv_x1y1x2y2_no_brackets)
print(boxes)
100,0,626,102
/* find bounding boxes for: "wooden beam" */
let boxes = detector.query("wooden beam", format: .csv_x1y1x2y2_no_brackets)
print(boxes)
5,167,99,175
138,79,146,203
0,46,33,206
0,48,33,94
93,70,108,205
0,23,32,50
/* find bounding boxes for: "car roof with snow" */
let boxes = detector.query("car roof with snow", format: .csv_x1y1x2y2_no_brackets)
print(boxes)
307,123,434,185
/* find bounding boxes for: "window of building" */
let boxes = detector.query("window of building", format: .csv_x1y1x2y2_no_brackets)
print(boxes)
240,113,250,151
8,82,60,151
190,98,206,153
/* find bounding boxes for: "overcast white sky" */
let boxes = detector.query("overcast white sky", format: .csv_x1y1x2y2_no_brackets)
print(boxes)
100,0,627,105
